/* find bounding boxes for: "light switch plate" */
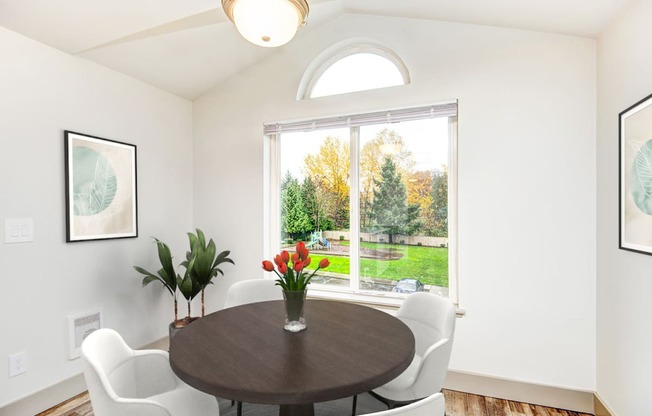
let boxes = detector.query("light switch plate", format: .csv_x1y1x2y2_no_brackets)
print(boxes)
5,219,34,243
8,352,27,377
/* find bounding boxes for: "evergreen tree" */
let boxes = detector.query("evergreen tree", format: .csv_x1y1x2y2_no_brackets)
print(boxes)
370,157,421,243
281,172,311,241
430,167,448,237
301,176,323,231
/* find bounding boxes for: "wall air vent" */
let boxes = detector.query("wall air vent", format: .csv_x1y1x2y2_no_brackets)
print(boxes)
67,309,103,360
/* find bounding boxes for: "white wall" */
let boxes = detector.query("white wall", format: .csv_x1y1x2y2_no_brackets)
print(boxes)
597,1,652,414
194,14,597,391
0,27,194,408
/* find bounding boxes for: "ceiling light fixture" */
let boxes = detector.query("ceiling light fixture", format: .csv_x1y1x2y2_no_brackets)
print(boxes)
221,0,309,48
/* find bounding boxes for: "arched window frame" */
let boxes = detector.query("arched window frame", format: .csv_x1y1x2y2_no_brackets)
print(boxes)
297,40,411,100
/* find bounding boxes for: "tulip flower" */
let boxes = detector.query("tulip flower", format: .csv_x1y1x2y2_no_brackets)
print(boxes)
262,242,329,292
262,260,274,272
280,250,290,264
296,241,309,260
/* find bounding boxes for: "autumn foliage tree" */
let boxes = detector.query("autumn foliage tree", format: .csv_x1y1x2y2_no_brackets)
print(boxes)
304,136,350,229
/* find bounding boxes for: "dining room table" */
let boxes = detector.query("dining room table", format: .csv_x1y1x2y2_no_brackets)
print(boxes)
168,299,415,416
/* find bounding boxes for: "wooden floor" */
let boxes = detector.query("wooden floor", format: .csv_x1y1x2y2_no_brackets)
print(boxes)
37,390,593,416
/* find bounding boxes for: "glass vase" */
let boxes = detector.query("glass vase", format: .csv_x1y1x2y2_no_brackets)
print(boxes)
283,290,307,332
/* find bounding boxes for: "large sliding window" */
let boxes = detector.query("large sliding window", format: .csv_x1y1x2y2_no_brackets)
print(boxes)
266,104,457,300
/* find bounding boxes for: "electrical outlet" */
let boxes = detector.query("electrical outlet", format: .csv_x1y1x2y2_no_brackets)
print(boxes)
8,352,27,377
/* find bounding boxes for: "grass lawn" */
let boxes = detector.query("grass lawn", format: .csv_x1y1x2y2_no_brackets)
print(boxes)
307,241,448,287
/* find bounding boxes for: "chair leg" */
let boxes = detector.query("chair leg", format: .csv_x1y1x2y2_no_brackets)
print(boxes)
352,394,358,416
368,391,406,409
369,391,392,409
237,401,243,416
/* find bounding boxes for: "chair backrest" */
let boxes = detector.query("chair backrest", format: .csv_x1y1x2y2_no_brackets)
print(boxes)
397,292,456,356
396,293,456,398
224,278,283,308
81,329,139,397
367,392,445,416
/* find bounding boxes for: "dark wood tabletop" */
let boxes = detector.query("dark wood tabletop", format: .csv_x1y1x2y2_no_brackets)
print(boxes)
169,299,415,416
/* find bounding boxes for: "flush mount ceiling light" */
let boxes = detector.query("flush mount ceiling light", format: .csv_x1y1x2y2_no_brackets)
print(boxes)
221,0,309,48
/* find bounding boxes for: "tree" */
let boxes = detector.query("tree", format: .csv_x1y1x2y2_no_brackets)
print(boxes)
370,157,421,243
281,172,312,241
430,166,448,237
360,129,415,228
407,170,435,233
301,176,332,232
304,137,350,229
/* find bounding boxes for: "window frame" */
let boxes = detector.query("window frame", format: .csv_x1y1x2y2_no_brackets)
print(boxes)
297,43,411,100
264,106,459,305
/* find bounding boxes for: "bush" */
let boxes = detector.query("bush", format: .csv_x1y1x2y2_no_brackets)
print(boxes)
400,240,406,245
417,242,423,246
339,235,345,241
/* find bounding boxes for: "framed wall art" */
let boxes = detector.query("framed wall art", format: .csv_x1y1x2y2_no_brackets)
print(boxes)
64,131,138,242
619,93,652,255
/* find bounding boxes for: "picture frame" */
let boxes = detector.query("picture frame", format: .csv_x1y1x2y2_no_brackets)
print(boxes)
64,131,138,242
619,93,652,255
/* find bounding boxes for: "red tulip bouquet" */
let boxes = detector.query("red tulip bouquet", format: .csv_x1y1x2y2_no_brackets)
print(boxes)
262,241,330,291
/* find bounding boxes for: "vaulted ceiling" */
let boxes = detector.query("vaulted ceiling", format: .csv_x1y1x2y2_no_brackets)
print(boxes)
0,0,631,99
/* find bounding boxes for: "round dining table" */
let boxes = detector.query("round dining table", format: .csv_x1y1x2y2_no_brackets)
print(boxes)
169,299,415,416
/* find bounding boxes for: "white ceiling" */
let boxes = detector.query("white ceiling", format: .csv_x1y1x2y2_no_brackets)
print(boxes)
0,0,631,100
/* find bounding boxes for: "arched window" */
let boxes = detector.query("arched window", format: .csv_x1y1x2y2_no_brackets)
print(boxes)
298,43,410,99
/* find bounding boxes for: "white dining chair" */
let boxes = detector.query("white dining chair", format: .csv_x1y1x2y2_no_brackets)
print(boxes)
365,392,445,416
224,278,283,308
223,278,284,415
371,292,456,408
81,328,219,416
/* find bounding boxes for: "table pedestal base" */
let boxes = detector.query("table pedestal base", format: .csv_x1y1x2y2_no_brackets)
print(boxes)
279,403,315,416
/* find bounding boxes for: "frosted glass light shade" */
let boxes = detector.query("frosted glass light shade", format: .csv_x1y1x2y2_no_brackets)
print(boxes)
222,0,309,48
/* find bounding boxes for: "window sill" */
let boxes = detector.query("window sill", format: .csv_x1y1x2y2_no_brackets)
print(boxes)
307,286,466,317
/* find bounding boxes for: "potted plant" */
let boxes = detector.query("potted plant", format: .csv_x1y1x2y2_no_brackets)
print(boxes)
134,238,193,337
184,228,235,317
135,230,234,338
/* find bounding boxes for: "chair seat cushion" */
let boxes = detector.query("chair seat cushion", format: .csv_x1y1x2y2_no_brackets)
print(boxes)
148,384,217,416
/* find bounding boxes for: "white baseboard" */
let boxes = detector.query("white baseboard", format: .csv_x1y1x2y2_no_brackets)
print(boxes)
0,337,169,416
443,370,594,414
0,374,86,416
